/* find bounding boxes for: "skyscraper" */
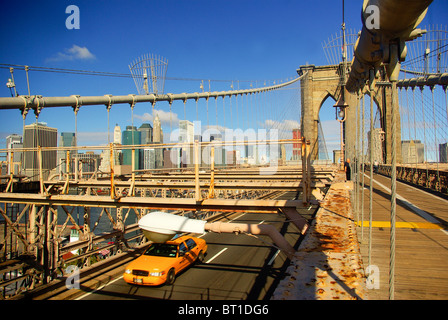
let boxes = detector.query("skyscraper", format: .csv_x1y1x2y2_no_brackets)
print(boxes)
58,132,76,173
179,120,194,166
138,123,153,144
401,140,424,164
114,124,122,145
153,114,162,143
152,114,164,169
292,129,302,160
139,123,153,169
6,134,23,174
122,126,141,169
23,122,57,181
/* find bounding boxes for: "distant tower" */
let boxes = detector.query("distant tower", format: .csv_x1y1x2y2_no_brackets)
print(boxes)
129,54,168,95
153,113,162,143
113,124,122,145
152,113,164,168
179,120,194,166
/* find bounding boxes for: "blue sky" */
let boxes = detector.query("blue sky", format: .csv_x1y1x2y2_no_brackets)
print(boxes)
0,0,446,155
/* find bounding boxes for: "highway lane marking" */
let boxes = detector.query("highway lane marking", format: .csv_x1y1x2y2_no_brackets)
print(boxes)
75,275,123,300
205,248,228,264
229,213,246,222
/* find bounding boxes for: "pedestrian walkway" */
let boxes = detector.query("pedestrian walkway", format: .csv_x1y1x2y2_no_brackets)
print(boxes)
355,172,448,300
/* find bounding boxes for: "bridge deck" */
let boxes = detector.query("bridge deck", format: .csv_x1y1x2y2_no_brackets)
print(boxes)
356,172,448,300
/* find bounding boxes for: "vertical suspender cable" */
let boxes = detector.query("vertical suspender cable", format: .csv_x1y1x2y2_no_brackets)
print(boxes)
412,87,417,171
223,96,226,129
355,93,360,222
361,92,365,241
421,87,429,187
390,80,398,301
431,86,440,188
368,69,374,269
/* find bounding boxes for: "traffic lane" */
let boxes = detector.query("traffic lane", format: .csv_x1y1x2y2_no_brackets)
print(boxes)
168,211,298,300
119,212,291,300
80,216,274,300
80,211,300,300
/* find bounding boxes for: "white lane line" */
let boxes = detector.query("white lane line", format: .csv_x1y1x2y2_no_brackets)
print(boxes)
75,275,123,300
230,213,246,222
267,250,281,266
363,173,439,223
363,173,448,235
205,248,228,264
395,179,448,204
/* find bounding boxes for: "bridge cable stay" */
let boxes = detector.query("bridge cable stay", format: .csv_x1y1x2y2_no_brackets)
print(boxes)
397,80,448,192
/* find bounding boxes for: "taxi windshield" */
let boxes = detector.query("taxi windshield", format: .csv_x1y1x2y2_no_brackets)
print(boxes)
144,243,178,257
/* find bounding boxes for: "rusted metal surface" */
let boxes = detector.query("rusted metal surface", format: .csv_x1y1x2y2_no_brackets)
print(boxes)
272,174,368,300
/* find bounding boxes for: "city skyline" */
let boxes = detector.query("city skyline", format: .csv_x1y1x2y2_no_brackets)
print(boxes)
1,1,447,160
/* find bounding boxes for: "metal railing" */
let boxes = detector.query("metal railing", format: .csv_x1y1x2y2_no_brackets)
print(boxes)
0,137,329,299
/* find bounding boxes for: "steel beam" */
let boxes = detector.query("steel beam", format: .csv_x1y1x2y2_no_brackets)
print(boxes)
43,180,324,191
0,76,302,110
397,73,448,89
0,193,313,212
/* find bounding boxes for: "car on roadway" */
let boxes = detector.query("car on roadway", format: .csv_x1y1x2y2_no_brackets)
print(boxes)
123,235,207,286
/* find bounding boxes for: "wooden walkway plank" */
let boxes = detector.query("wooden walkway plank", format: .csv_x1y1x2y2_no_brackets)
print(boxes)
355,173,448,300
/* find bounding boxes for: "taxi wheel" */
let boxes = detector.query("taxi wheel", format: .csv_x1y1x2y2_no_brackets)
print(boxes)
166,268,176,285
197,251,205,264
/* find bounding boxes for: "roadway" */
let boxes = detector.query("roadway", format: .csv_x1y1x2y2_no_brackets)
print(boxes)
73,192,310,300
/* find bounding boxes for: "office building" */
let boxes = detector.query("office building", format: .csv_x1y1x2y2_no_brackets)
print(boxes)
292,129,302,160
139,123,153,170
138,123,153,144
152,115,164,168
179,120,194,166
57,132,76,174
122,126,141,169
401,140,424,164
439,143,448,163
77,152,101,173
153,114,163,143
23,122,57,181
6,134,23,174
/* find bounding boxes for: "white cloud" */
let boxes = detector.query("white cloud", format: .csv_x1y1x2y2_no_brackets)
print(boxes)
76,131,108,146
47,45,96,62
134,109,179,126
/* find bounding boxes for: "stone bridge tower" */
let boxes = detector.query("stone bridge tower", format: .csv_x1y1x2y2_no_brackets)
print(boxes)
298,64,401,164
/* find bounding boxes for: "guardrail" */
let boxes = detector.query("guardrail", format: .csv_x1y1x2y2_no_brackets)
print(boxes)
377,164,448,194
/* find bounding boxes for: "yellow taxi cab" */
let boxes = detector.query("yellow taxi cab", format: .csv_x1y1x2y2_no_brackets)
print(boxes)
123,235,207,286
